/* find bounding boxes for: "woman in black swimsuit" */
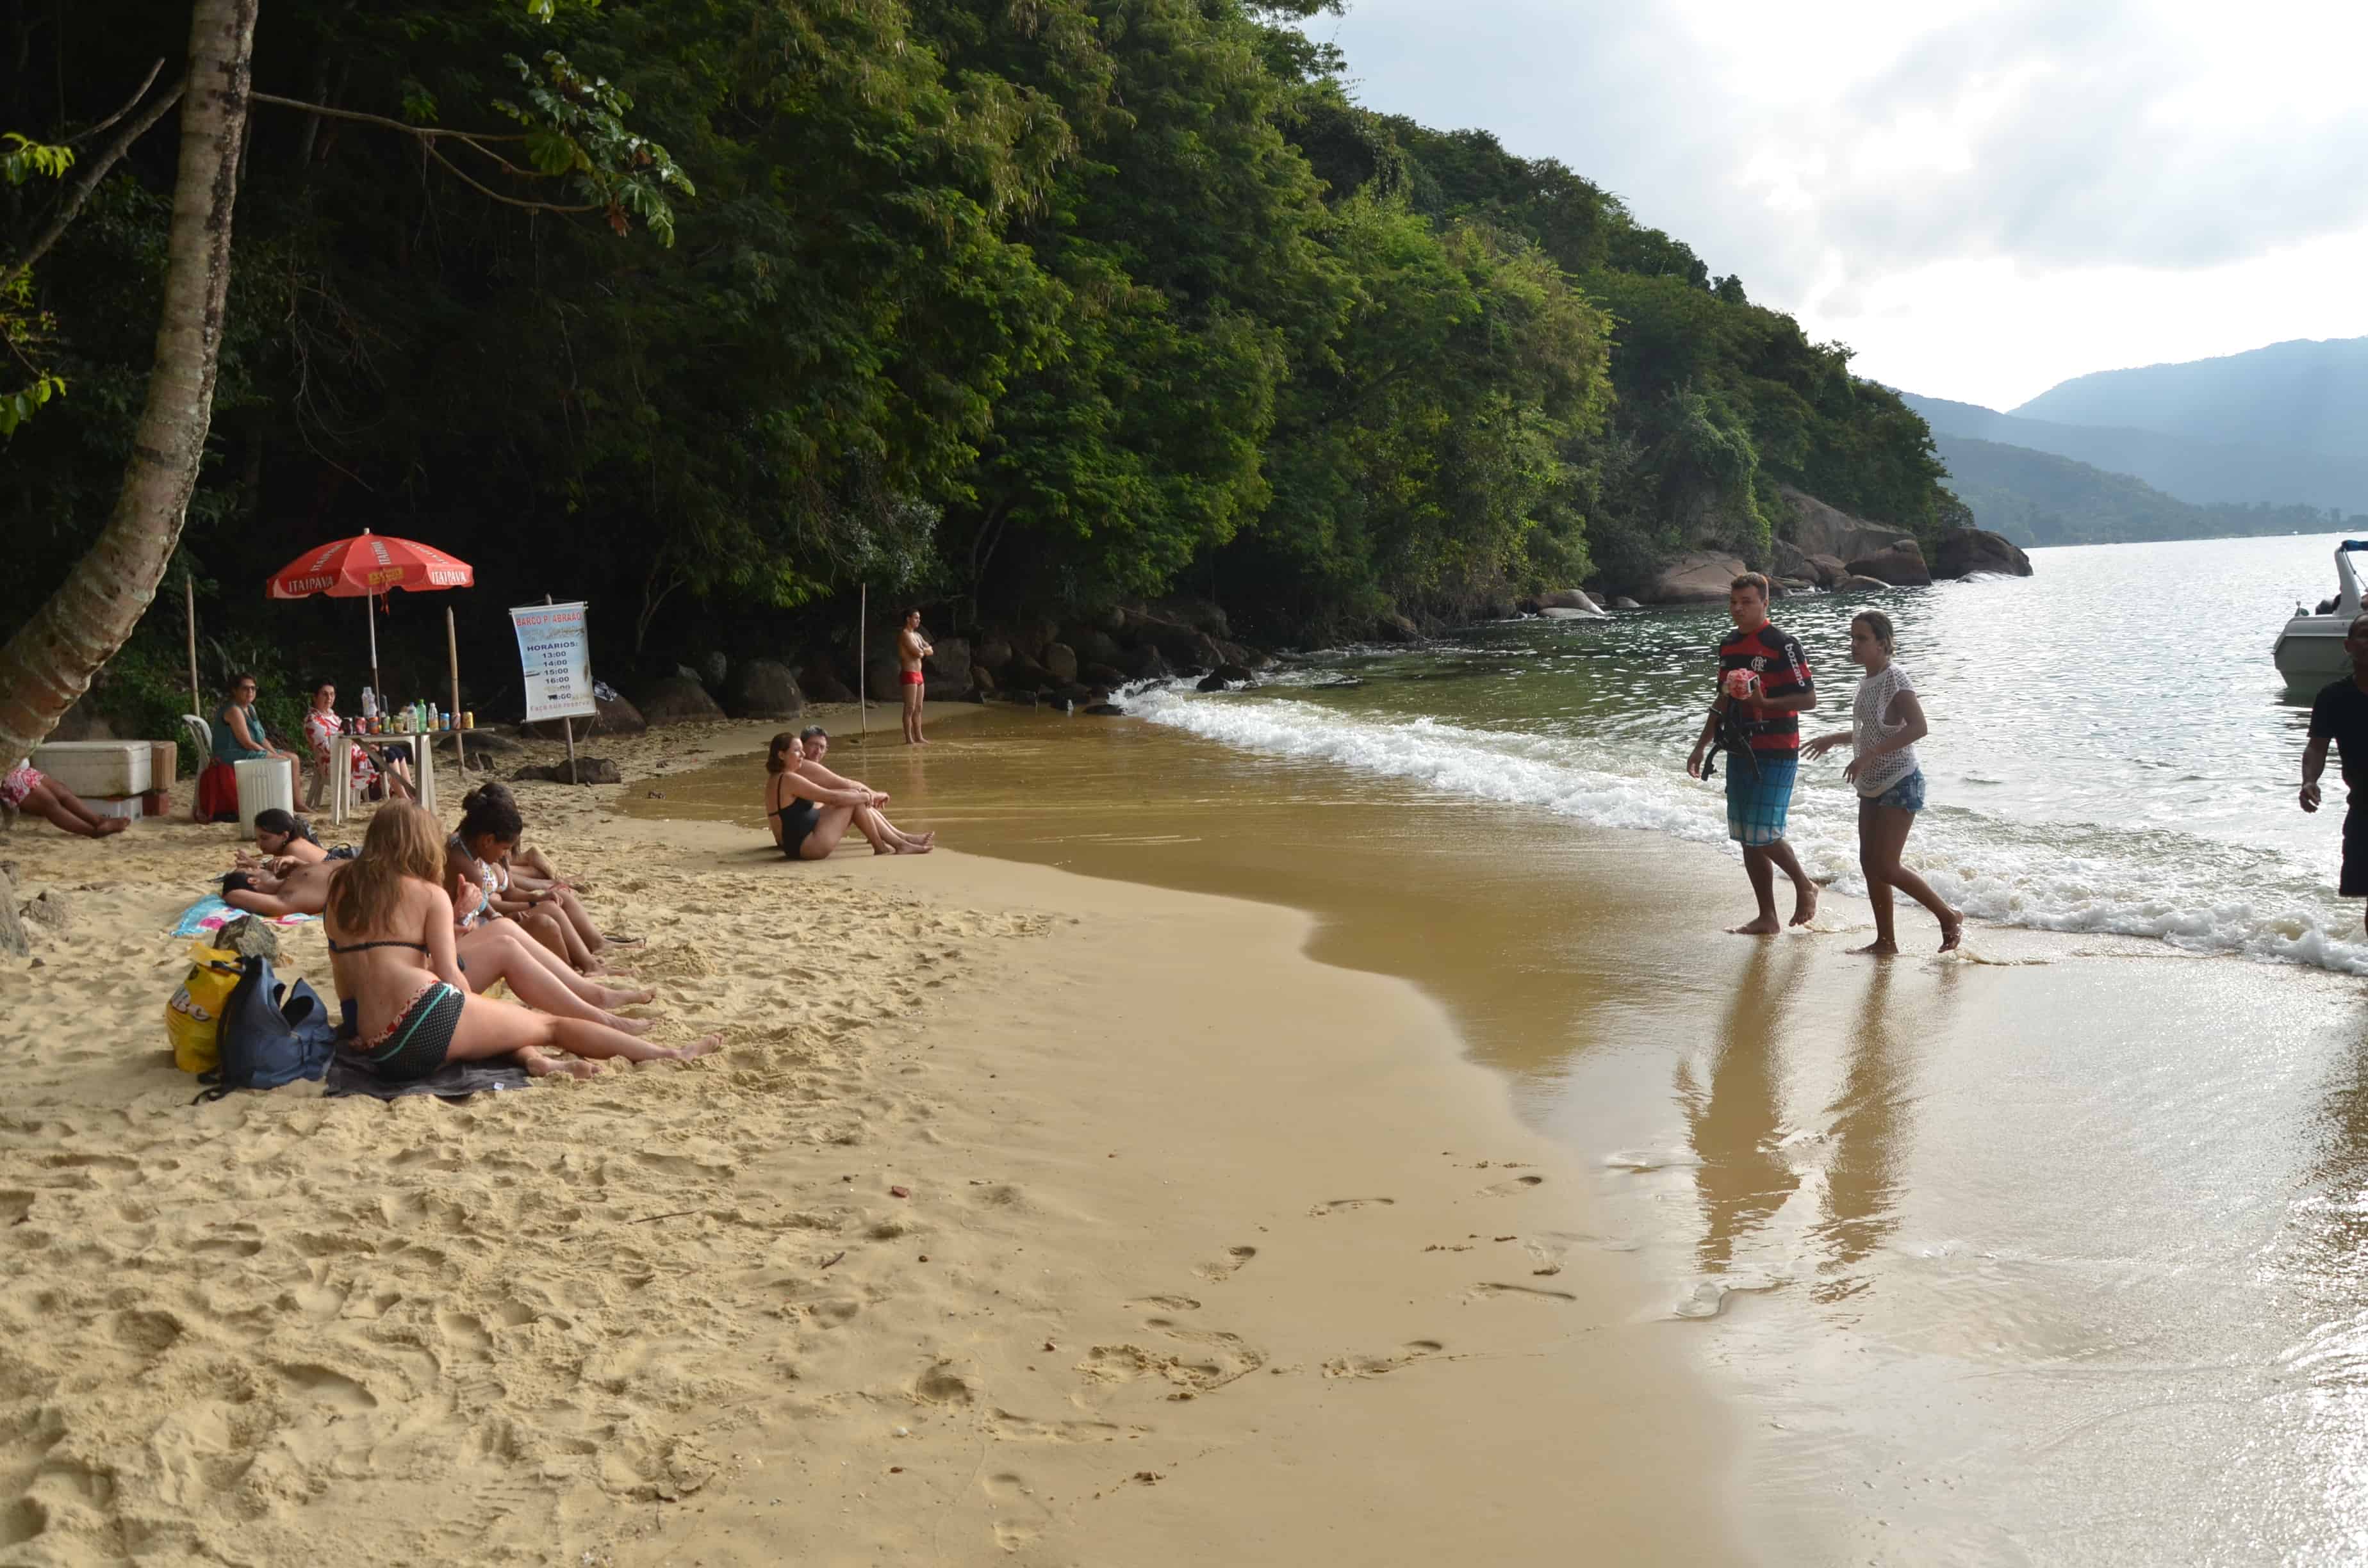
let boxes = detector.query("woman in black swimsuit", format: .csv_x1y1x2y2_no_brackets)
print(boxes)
764,731,928,860
325,803,719,1080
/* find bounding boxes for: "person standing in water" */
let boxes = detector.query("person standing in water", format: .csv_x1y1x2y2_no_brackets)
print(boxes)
1687,573,1820,935
898,609,933,746
2300,612,2368,931
1803,610,1963,954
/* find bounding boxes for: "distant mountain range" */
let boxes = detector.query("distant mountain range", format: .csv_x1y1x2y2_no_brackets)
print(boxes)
1898,338,2368,546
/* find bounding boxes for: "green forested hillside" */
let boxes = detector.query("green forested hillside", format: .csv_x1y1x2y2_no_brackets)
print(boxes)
1937,435,2364,546
4,0,1957,704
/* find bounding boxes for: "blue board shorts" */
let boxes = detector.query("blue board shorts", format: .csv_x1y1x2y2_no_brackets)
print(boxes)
1725,755,1798,847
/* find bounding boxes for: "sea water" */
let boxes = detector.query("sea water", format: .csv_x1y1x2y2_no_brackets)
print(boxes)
1124,532,2362,972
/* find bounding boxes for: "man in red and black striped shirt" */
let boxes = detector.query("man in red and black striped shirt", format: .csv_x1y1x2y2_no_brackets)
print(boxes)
1687,573,1821,935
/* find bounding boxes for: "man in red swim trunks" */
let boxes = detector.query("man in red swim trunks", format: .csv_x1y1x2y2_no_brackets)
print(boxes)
898,608,933,746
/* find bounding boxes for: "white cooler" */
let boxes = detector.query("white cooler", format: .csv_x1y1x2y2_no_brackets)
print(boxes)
234,756,295,834
30,740,152,797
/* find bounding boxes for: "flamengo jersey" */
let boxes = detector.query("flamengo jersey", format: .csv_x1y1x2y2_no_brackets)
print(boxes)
1718,622,1814,754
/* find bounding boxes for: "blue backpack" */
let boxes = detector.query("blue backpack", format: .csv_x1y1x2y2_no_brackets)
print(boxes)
194,955,337,1103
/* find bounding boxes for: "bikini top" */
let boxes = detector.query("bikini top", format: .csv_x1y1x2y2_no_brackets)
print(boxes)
326,936,429,955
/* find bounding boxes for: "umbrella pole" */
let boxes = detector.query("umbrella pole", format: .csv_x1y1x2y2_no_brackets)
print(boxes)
447,605,465,776
183,570,199,716
366,591,381,705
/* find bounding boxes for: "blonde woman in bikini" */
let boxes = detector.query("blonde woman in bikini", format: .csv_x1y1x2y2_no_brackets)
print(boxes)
1802,610,1963,955
325,803,716,1081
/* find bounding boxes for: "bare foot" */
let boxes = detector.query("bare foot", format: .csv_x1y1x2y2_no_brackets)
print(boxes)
1789,881,1819,927
1847,939,1899,957
604,1012,658,1037
874,842,896,856
894,837,934,854
521,1048,601,1080
1727,915,1783,936
668,1033,724,1060
98,817,132,836
1939,911,1965,952
598,985,656,1009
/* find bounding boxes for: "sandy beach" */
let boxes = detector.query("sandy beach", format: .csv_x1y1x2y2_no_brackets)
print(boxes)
0,712,1740,1565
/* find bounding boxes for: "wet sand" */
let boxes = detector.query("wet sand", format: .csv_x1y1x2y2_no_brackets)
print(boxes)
636,706,2368,1564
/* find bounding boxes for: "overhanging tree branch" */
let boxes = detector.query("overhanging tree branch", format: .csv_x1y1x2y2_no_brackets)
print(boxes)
251,91,604,216
1,68,186,291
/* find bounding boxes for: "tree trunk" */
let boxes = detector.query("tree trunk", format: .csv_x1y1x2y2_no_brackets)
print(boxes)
0,0,256,771
0,865,26,959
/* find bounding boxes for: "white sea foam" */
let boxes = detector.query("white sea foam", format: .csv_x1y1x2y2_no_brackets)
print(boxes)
1120,683,2368,977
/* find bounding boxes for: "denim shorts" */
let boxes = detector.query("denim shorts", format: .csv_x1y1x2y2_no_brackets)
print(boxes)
1867,767,1925,813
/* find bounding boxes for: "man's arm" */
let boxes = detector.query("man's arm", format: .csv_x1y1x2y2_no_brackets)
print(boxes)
2303,735,2332,812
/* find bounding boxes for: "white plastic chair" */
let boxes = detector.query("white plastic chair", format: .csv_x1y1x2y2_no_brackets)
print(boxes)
179,714,212,771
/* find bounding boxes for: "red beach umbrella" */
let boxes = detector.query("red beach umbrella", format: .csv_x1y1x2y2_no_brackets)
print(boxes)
265,529,475,734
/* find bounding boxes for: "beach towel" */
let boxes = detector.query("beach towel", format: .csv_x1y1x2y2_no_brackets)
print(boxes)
170,895,314,939
323,1051,531,1101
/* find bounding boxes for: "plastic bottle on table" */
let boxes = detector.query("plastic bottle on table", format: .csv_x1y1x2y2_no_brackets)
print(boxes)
361,687,378,720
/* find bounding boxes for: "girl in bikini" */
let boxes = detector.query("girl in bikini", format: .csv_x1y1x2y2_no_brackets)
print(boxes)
325,803,717,1081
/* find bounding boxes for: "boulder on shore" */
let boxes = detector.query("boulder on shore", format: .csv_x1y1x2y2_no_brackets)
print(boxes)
1777,486,1925,564
1040,642,1080,683
1610,596,1641,610
803,669,857,705
973,638,1015,671
923,637,973,687
1936,528,2034,578
1846,545,1932,589
1832,573,1891,593
1537,587,1605,615
1646,551,1749,605
727,658,806,720
626,678,720,727
514,756,623,786
1808,553,1848,586
1772,537,1834,587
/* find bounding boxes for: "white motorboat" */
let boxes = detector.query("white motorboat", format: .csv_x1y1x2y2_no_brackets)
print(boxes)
2274,541,2368,693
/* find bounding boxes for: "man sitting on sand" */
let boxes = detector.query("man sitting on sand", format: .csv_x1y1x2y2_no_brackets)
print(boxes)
2301,612,2368,930
2,758,130,838
898,609,933,746
1686,573,1820,936
223,856,343,919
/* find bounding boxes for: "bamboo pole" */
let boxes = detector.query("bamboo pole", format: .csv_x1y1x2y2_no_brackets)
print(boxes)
858,584,867,740
446,604,465,775
183,569,199,715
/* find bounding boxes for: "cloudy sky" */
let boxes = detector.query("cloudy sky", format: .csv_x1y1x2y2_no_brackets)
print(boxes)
1311,0,2368,409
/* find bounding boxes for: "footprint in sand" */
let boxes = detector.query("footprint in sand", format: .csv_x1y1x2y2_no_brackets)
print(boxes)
1321,1339,1446,1379
1479,1174,1545,1198
982,1471,1050,1552
990,1409,1148,1443
1128,1294,1202,1312
1192,1245,1258,1282
1464,1281,1577,1305
1078,1318,1267,1397
1308,1197,1395,1217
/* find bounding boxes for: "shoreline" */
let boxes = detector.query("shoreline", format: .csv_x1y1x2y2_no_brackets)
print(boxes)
0,726,1747,1565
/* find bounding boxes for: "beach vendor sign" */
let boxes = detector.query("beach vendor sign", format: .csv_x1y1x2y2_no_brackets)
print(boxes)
509,601,596,723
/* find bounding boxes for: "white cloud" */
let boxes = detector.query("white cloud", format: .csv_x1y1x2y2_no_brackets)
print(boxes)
1314,0,2368,407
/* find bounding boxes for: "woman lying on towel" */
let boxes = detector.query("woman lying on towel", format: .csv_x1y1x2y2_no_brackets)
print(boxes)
325,803,716,1081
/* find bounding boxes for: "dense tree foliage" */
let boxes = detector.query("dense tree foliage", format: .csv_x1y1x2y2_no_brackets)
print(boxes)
3,0,1958,719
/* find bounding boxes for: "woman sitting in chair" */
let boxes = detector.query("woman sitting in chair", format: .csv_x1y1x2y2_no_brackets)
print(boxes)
300,682,413,806
213,674,302,767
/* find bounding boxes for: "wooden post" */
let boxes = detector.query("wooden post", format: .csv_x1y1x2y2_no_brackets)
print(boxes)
446,604,465,776
858,584,867,740
547,593,577,785
183,569,200,715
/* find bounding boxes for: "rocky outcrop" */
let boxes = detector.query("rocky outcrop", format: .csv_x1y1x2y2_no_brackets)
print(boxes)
727,659,806,719
1040,642,1080,683
632,677,725,726
1832,573,1891,592
1647,551,1749,605
1936,528,2034,578
803,669,857,704
1610,596,1641,610
1777,486,1921,565
1846,544,1932,588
